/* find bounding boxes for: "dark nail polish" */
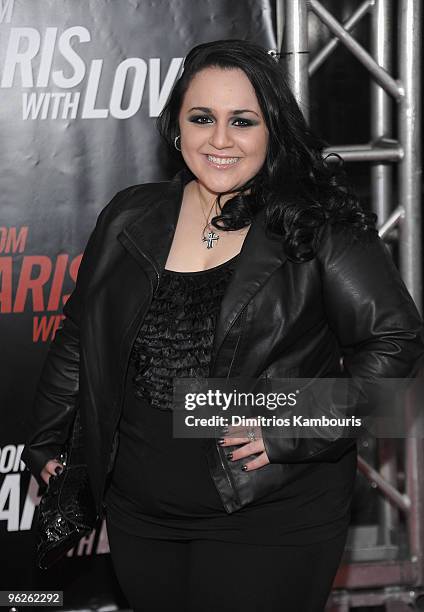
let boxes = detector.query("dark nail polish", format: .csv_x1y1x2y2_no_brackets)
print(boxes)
241,464,248,471
55,466,63,475
217,438,225,445
226,452,233,460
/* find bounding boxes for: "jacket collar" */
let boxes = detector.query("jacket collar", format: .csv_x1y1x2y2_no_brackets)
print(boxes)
117,167,287,364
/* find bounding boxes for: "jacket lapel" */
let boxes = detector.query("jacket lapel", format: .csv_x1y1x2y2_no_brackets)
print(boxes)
117,168,287,366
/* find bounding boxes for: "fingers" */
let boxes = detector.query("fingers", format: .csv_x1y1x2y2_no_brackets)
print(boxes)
219,436,262,449
40,469,52,485
47,459,64,474
40,459,64,484
225,446,270,472
217,433,271,471
221,438,264,460
240,452,270,471
219,435,257,446
219,424,262,445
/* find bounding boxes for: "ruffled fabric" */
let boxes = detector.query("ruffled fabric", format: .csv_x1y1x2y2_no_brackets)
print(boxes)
129,256,238,410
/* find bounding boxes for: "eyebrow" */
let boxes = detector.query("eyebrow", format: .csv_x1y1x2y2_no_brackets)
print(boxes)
188,106,260,118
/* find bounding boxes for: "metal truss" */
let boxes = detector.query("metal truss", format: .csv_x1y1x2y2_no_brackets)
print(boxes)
276,1,423,610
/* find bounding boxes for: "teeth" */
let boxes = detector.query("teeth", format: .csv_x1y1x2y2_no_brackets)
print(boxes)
207,155,239,165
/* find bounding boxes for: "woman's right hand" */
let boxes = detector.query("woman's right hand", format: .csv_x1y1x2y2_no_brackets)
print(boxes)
40,459,64,485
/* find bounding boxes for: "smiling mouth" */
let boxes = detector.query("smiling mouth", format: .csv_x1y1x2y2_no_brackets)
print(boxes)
206,154,240,166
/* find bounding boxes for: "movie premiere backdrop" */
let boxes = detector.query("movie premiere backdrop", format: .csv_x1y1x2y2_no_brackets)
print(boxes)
0,0,276,607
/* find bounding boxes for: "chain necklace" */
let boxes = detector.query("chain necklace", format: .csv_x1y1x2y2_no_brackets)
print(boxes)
198,189,221,249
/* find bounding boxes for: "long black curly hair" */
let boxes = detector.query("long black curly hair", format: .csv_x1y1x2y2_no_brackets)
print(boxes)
156,39,378,263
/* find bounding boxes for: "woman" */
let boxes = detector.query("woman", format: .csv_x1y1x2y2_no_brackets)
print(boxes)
22,40,424,611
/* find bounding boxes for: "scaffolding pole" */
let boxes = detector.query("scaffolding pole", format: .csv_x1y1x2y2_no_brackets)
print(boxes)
282,0,309,119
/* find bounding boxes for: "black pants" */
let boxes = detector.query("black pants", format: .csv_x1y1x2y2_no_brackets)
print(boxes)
106,513,347,612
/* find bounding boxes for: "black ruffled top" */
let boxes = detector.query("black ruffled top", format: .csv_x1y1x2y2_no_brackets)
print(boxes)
128,254,239,410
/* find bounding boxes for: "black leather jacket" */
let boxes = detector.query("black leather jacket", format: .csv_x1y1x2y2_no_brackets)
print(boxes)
22,168,424,518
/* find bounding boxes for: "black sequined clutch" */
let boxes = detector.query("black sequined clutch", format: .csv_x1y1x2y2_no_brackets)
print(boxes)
36,410,99,569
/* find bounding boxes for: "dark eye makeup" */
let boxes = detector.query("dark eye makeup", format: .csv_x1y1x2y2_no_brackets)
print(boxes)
187,114,258,127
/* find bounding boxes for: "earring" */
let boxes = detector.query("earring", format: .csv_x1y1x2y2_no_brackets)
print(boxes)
174,135,181,151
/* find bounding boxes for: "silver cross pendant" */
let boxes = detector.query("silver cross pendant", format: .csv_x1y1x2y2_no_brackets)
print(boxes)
202,231,220,249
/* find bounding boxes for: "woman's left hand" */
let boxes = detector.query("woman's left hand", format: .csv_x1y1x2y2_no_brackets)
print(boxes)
217,425,270,471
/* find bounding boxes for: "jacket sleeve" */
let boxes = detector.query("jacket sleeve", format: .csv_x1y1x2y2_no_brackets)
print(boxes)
21,190,127,488
262,222,424,464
